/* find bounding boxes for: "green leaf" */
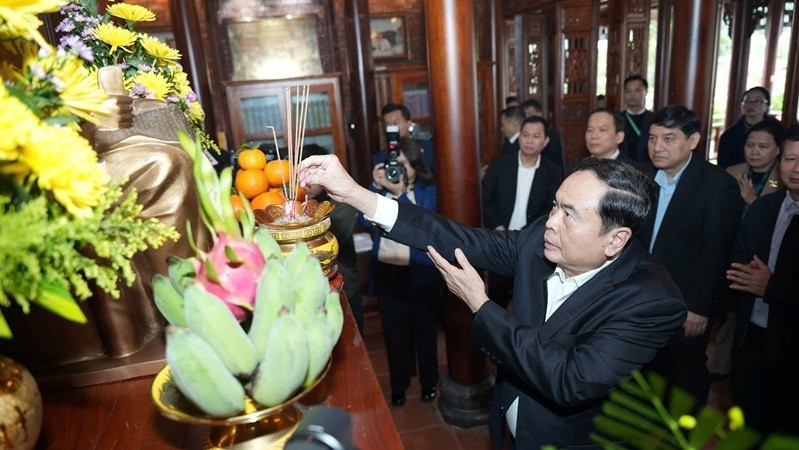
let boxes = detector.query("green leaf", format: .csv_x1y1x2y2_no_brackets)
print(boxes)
224,245,241,264
0,311,12,339
715,427,761,450
593,415,676,449
666,385,696,419
608,389,662,422
687,407,726,449
602,402,667,435
761,433,799,450
34,281,87,324
203,257,220,284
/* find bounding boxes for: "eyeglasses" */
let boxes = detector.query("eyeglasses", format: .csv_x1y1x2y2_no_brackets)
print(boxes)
741,99,767,105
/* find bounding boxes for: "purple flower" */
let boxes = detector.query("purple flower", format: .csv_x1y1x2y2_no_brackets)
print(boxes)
131,83,147,96
186,91,197,102
139,64,152,72
55,18,75,33
60,35,94,62
166,95,179,103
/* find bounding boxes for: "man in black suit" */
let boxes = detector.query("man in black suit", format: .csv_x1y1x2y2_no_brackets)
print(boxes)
299,155,686,449
483,115,563,307
567,108,654,176
521,98,565,174
499,106,525,155
727,126,799,436
637,105,742,406
621,75,653,163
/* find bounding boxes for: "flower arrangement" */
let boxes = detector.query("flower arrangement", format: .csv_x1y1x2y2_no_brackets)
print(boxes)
54,0,219,154
0,0,180,338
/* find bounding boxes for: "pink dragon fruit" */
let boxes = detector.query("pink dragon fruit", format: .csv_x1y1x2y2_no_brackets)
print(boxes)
193,232,266,321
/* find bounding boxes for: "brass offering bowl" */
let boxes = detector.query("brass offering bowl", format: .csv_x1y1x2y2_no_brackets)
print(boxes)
151,360,330,449
254,199,339,274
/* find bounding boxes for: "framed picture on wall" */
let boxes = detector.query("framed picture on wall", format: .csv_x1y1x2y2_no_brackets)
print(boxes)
370,14,410,61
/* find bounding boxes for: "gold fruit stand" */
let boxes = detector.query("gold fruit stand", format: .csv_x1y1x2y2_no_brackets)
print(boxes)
36,291,402,450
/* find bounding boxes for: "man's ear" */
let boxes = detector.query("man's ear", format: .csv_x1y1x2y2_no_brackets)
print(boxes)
605,227,632,258
687,132,701,150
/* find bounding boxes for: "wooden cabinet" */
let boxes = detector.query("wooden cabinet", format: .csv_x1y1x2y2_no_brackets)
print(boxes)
224,74,346,162
376,64,496,161
388,66,433,140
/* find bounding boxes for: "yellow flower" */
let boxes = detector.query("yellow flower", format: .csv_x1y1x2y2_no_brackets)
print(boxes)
139,34,180,61
18,124,109,217
172,69,192,95
0,0,66,48
31,50,110,124
678,414,697,429
93,23,137,54
107,3,155,23
727,406,745,430
0,84,40,162
127,71,171,100
188,101,205,122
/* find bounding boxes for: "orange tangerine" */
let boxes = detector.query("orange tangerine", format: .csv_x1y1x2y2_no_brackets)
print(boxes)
265,159,291,188
237,148,267,170
234,169,268,199
250,189,285,211
230,194,247,221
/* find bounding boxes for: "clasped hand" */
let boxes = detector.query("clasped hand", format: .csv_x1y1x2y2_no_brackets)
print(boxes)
727,255,771,297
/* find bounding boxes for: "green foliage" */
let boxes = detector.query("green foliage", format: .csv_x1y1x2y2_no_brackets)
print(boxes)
590,371,799,450
0,181,179,339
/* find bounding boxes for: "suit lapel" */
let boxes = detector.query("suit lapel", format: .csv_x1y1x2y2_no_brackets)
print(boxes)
528,245,554,325
537,241,642,338
656,155,702,234
540,275,614,338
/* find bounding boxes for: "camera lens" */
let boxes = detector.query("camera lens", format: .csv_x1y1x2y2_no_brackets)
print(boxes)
385,163,401,183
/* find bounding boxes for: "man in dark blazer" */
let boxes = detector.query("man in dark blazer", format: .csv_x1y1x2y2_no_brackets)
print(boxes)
483,115,563,307
726,128,799,436
298,155,686,449
499,106,525,155
620,75,654,164
521,98,566,175
636,105,742,406
566,108,654,176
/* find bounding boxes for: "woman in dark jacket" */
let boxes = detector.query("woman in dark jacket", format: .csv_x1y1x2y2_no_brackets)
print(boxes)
361,137,441,407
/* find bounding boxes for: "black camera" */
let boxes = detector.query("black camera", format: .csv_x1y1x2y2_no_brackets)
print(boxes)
284,406,357,450
383,125,406,184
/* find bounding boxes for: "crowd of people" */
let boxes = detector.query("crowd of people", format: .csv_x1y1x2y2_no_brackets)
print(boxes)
312,82,796,448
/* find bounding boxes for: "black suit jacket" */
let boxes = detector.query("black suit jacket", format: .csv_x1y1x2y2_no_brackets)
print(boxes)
731,190,799,357
383,203,686,449
621,110,653,163
637,155,742,317
502,137,520,155
481,153,562,230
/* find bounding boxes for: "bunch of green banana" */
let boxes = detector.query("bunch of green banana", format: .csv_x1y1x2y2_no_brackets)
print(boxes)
153,234,346,417
165,325,246,417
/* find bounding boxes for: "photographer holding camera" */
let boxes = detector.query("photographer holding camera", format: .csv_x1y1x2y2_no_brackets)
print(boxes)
362,134,442,407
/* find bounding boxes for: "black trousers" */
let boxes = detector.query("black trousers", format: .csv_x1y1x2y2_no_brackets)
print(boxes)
732,324,799,436
373,261,441,394
643,326,710,409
